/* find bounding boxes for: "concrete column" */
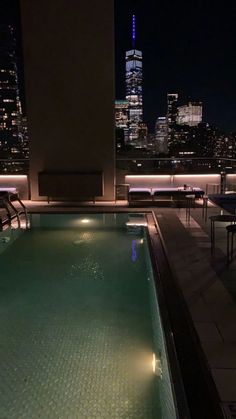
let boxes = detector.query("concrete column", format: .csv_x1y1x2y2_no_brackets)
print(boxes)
21,0,115,201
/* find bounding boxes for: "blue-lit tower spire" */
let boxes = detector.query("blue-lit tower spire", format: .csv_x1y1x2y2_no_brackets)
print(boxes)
132,14,136,48
125,15,143,143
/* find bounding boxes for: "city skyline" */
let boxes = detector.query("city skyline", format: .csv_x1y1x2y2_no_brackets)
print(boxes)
0,0,236,133
0,23,29,166
0,0,26,114
115,0,236,133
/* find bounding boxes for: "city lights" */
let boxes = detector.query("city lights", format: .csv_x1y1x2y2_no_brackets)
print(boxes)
0,26,29,165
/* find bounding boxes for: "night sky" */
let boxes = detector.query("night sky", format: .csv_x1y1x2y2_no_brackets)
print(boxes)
0,1,236,132
115,0,236,133
0,0,24,109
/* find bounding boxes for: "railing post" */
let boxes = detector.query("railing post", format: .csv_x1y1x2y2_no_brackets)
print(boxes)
220,171,226,194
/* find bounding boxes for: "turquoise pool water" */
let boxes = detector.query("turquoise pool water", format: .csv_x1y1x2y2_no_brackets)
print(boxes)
0,213,177,419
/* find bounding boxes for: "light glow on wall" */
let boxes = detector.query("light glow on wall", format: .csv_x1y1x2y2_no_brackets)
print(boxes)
174,174,220,178
126,175,171,179
125,173,221,190
0,175,27,179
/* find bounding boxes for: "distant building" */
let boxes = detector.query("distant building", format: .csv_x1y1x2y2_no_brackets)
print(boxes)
168,123,220,157
214,132,236,159
146,133,156,152
167,93,178,151
177,101,202,126
167,93,178,126
137,122,148,148
155,116,168,154
0,25,24,160
125,15,143,143
20,115,29,159
115,100,128,129
115,100,129,150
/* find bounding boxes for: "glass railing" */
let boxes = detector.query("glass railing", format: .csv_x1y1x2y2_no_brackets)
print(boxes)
0,156,235,176
116,157,236,175
0,159,29,174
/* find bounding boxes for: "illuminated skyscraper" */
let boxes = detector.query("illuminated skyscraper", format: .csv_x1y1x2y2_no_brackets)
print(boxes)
0,25,24,160
125,15,143,143
155,116,168,154
115,100,129,148
167,93,178,126
167,93,178,150
177,101,203,126
115,100,128,129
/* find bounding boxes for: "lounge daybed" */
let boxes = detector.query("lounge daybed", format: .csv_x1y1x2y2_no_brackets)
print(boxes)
153,187,204,199
128,188,152,203
128,186,204,204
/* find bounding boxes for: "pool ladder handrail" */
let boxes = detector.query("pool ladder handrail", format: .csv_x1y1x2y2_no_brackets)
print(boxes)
0,191,29,229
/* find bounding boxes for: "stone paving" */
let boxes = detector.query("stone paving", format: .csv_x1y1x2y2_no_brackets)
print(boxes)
154,204,236,409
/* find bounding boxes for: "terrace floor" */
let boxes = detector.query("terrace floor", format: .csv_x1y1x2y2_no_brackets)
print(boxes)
20,199,236,417
154,205,236,415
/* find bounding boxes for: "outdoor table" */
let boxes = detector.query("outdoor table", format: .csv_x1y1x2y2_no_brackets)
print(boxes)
209,214,236,253
202,195,209,222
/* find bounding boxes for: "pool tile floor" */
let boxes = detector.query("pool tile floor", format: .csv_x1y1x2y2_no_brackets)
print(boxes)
22,200,236,410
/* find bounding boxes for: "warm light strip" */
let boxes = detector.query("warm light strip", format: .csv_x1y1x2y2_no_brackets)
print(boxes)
226,174,236,177
0,175,27,179
174,174,220,177
126,174,221,178
126,175,171,179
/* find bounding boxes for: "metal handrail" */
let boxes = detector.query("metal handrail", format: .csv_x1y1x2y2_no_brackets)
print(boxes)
0,192,29,230
14,195,29,228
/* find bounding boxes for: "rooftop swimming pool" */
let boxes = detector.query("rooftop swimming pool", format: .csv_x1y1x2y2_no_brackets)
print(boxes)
0,213,180,419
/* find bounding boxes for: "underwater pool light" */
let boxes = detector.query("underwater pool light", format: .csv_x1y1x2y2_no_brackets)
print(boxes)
152,353,156,373
81,219,90,224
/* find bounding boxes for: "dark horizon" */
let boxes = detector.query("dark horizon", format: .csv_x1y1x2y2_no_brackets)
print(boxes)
115,0,236,133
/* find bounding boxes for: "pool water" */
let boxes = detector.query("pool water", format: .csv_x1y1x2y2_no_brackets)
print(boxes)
0,213,176,419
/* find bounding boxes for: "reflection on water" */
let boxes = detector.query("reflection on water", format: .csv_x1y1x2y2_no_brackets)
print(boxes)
132,239,137,262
